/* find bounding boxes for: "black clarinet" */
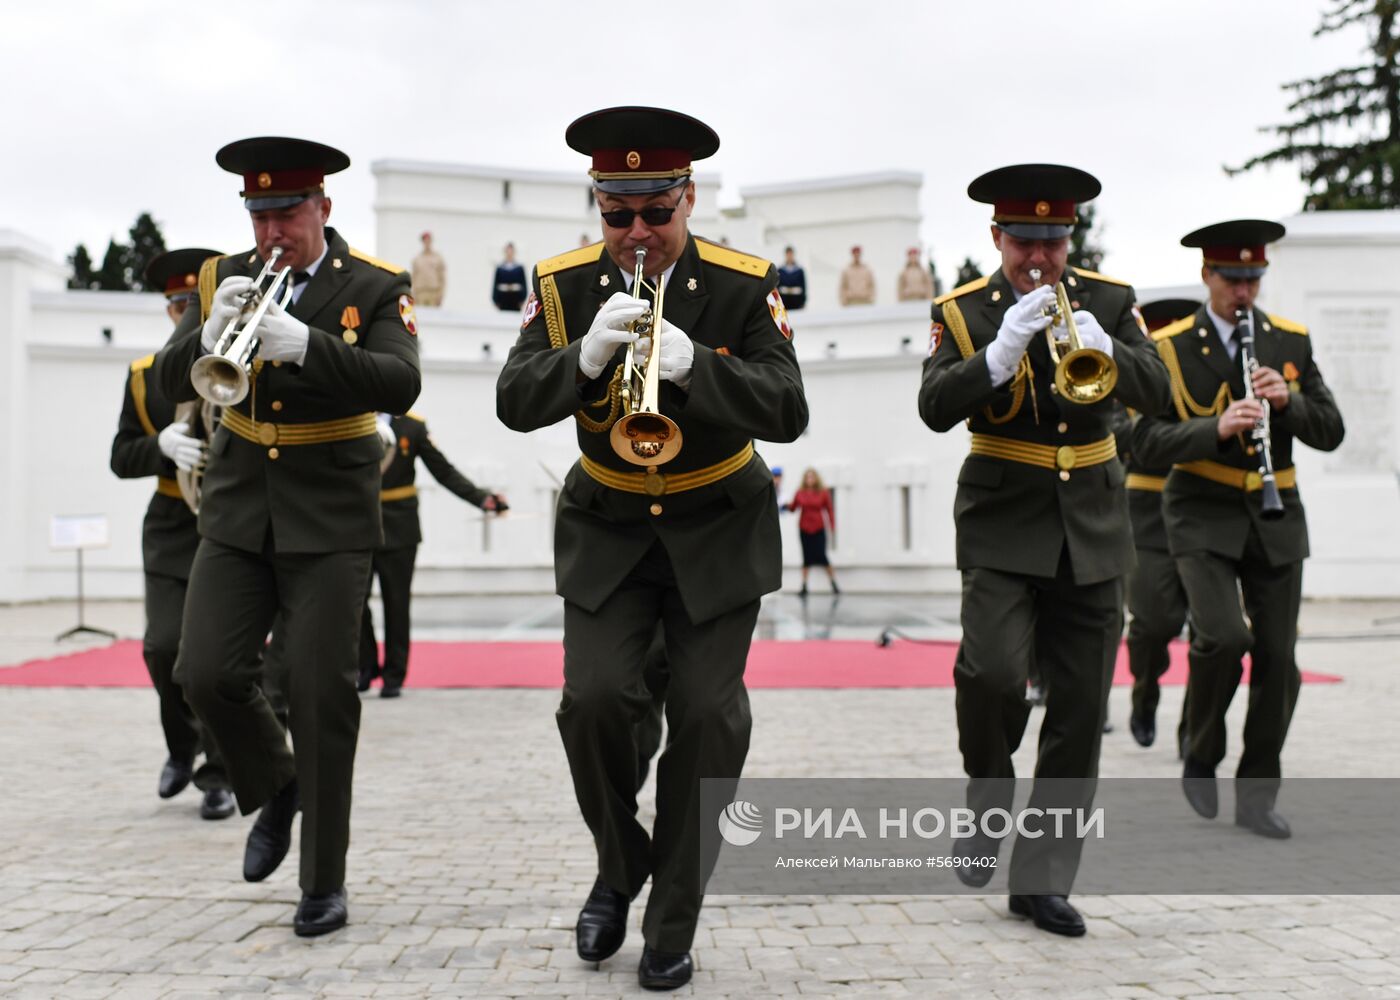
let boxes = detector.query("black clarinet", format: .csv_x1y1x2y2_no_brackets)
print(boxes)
1234,307,1285,519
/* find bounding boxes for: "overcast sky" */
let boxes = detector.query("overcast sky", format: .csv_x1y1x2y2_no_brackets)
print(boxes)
2,0,1366,288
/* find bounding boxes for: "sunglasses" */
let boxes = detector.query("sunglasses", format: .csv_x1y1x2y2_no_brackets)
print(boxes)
599,191,686,230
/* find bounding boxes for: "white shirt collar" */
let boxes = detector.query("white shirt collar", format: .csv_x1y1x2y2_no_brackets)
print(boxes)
622,259,677,292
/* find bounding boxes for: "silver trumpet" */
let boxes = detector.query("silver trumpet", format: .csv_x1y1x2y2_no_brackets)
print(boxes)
190,247,294,406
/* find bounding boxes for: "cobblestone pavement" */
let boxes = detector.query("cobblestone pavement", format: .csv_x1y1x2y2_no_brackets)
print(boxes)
2,598,1399,998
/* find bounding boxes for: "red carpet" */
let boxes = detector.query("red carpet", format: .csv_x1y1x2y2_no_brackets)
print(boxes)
0,639,1341,690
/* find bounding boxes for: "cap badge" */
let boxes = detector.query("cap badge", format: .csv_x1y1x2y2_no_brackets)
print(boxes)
1035,201,1051,217
626,151,641,170
184,274,196,287
257,172,272,189
1240,249,1253,261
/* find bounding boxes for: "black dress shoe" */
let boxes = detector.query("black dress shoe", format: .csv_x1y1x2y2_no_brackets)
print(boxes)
952,832,1000,888
576,876,629,962
1236,804,1292,839
243,780,299,882
1182,758,1218,819
379,684,402,699
158,757,194,799
1009,894,1086,937
294,887,347,937
1129,710,1156,748
200,787,236,820
638,945,693,991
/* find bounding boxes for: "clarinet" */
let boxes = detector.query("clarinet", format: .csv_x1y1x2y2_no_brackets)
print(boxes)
1234,307,1285,520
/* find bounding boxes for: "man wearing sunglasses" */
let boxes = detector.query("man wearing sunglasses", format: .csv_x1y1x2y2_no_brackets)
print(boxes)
497,106,808,991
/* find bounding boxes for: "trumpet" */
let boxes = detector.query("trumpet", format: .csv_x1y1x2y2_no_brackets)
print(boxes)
609,247,683,467
1234,306,1285,519
1030,267,1118,405
173,399,220,514
190,247,294,406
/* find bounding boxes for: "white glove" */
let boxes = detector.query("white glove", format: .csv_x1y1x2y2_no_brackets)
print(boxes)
376,420,395,451
985,284,1056,386
1070,311,1115,358
579,292,648,379
653,319,695,389
157,421,204,473
200,276,254,352
255,297,310,365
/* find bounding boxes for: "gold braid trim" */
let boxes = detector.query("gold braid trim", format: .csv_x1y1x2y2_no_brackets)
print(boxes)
541,273,624,433
1155,336,1230,421
129,355,157,436
943,298,1026,424
197,256,223,325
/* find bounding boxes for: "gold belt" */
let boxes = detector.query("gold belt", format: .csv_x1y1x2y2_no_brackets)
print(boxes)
968,433,1117,472
381,485,417,502
221,408,377,446
1126,473,1167,493
580,443,754,497
156,476,182,499
1175,460,1297,492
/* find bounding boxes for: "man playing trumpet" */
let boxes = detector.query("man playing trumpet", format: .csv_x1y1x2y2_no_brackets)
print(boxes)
496,106,807,990
155,136,421,937
918,164,1170,937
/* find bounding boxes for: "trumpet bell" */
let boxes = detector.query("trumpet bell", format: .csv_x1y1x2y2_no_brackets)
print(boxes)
191,355,250,406
1054,347,1118,405
610,412,684,466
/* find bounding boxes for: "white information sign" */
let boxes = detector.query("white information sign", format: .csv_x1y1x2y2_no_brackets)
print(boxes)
50,514,110,551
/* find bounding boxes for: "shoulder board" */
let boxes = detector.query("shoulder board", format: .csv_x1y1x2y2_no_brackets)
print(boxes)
349,247,407,275
537,243,605,277
695,238,769,279
130,353,155,374
1151,315,1195,342
1071,268,1130,287
1265,312,1309,336
933,275,990,305
404,411,427,423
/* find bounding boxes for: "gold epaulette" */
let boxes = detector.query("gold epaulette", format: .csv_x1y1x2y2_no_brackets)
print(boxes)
130,353,155,374
1266,312,1309,336
695,238,768,279
404,410,426,423
933,275,990,305
1071,267,1131,287
1151,315,1195,342
537,243,604,277
349,247,406,274
197,255,229,325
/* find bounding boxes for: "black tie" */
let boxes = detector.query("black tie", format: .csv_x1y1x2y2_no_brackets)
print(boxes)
293,271,311,286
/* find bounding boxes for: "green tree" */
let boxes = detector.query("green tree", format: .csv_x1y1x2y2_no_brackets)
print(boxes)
95,239,129,291
67,244,96,290
1070,202,1107,272
954,257,983,287
124,212,167,291
1228,0,1400,209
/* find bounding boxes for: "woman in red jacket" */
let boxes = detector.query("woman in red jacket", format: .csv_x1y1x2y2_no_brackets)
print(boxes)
785,467,839,596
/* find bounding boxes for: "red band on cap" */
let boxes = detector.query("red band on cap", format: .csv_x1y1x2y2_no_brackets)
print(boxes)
240,168,325,198
1202,245,1268,268
163,273,198,296
591,148,691,175
993,199,1077,225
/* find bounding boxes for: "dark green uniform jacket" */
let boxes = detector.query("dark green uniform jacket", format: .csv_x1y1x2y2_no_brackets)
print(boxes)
155,229,421,554
1131,305,1345,566
496,236,809,623
918,267,1172,585
381,413,490,550
1111,403,1172,552
110,354,200,579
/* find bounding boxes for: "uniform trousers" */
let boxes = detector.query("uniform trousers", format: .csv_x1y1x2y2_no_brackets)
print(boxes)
558,542,758,953
143,572,201,766
954,554,1121,894
175,536,372,894
1126,547,1189,723
1174,524,1303,804
359,544,418,689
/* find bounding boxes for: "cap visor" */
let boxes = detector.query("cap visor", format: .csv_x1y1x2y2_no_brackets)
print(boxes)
593,176,690,196
996,223,1073,240
244,194,312,211
1212,265,1266,280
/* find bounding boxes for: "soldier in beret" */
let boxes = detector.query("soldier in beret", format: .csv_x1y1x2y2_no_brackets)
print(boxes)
155,136,421,937
111,248,236,822
919,163,1171,937
1132,220,1344,839
497,106,807,990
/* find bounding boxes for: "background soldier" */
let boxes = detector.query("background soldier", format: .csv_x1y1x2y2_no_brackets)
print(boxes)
838,244,875,305
777,246,806,310
897,245,934,301
358,411,508,697
412,230,446,306
492,242,528,311
918,164,1170,937
110,247,235,822
155,136,421,936
1119,298,1201,750
1132,220,1344,839
496,106,808,991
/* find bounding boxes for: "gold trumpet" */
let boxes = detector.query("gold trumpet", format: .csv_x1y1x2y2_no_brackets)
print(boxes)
1030,267,1117,405
190,247,294,406
609,247,683,466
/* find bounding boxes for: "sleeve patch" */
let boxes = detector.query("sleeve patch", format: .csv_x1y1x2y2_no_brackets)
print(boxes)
766,288,793,339
929,321,944,356
1131,304,1148,337
399,294,418,335
521,291,541,329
